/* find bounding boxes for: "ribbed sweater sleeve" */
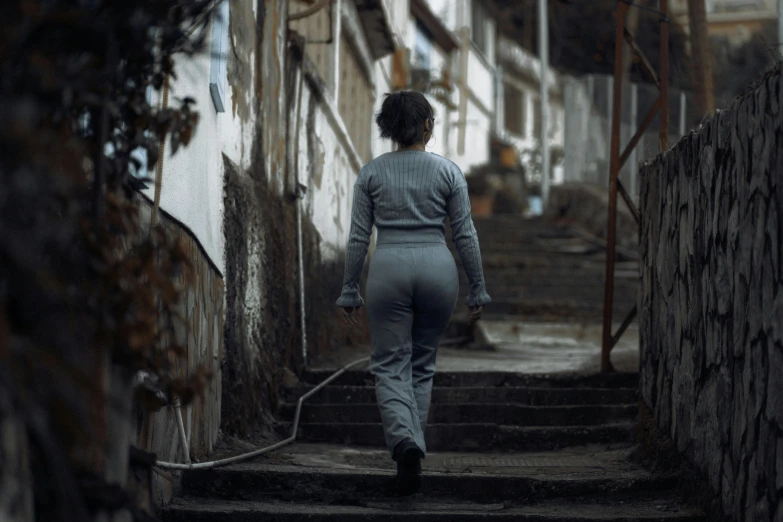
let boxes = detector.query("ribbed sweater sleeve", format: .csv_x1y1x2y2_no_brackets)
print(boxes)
336,172,373,308
447,173,492,307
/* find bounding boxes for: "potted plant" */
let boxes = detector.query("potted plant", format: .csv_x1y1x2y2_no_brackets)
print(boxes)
466,172,495,216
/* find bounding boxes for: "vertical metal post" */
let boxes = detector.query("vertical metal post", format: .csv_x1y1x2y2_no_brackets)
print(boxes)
294,60,308,368
659,0,669,150
679,90,687,137
608,76,617,187
601,1,629,373
779,0,783,55
495,65,504,135
587,75,595,184
539,0,550,208
457,26,470,156
629,83,638,200
332,0,342,103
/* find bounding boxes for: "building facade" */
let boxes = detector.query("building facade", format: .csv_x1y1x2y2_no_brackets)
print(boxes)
136,0,564,506
670,0,779,47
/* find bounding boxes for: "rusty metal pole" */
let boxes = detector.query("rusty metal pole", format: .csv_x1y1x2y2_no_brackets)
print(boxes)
686,0,713,117
659,0,669,150
601,1,629,373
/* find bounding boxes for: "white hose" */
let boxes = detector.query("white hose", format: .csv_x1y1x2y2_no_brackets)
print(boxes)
173,397,191,464
154,356,370,470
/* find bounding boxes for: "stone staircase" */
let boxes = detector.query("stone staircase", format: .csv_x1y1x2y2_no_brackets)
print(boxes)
449,216,638,321
162,370,705,521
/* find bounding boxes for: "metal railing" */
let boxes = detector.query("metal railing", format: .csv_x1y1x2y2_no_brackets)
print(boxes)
601,0,670,372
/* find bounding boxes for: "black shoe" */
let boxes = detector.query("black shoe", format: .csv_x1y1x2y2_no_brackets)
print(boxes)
394,439,422,496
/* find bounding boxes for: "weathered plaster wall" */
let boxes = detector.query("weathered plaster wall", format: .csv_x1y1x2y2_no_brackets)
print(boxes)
299,70,358,255
221,20,372,436
131,195,224,507
639,70,782,522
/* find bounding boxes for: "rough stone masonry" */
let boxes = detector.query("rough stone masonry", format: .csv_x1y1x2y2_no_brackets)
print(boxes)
639,69,782,522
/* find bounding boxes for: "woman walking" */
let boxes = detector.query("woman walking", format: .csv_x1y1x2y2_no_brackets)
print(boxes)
336,91,491,496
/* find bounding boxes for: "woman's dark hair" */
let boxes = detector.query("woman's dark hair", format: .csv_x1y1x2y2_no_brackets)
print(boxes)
375,91,434,148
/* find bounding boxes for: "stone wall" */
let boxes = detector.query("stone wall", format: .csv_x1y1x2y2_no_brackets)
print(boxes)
132,195,225,506
639,70,782,522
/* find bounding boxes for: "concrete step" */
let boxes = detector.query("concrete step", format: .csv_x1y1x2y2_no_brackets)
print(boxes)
468,297,637,311
478,298,636,314
451,253,639,270
457,271,639,282
300,371,639,388
282,386,638,406
277,403,638,426
283,422,636,451
466,287,637,301
461,282,638,294
179,462,675,505
163,496,704,521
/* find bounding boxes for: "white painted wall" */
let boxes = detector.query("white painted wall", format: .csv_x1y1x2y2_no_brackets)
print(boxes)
448,98,492,173
467,47,494,112
142,2,260,277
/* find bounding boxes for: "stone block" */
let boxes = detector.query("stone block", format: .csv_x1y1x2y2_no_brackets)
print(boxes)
717,365,733,444
722,456,737,516
777,436,783,492
732,363,747,465
767,343,782,429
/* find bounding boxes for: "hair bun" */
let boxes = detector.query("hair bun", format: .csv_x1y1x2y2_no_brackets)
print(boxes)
375,91,434,148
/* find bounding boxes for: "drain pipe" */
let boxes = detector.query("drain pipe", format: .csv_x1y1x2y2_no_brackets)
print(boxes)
295,184,307,366
154,356,369,470
293,47,308,367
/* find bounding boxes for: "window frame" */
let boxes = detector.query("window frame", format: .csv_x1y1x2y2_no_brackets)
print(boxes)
413,21,433,71
503,80,526,138
209,0,229,113
471,0,489,56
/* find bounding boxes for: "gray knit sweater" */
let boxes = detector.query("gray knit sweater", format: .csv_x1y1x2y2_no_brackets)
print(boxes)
336,150,491,308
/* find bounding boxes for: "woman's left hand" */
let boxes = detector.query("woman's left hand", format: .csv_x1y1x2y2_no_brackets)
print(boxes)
340,306,359,326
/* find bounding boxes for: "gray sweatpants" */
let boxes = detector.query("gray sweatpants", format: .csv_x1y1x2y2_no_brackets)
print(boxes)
366,242,459,458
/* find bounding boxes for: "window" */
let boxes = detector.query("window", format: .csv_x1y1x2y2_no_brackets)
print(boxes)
413,22,432,71
533,96,541,139
504,82,526,137
209,0,229,113
471,0,489,55
411,22,433,89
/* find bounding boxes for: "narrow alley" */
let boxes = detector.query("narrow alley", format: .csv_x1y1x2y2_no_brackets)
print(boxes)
1,1,781,522
162,214,702,521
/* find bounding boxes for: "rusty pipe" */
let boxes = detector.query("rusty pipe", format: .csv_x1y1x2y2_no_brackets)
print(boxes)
288,0,330,21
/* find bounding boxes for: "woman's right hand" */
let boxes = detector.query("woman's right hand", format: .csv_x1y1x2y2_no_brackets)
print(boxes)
467,306,484,325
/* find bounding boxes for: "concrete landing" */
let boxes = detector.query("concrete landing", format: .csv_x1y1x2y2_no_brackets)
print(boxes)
310,320,639,375
247,442,646,478
164,496,704,521
168,444,702,521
